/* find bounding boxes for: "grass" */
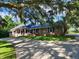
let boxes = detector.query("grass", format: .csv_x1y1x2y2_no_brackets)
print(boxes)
68,31,79,34
0,41,16,59
18,35,75,41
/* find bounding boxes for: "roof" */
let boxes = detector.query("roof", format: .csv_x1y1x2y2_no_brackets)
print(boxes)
10,24,25,31
10,23,50,31
30,23,50,29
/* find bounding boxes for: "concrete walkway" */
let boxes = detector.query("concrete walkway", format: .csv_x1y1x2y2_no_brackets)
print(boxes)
0,38,79,59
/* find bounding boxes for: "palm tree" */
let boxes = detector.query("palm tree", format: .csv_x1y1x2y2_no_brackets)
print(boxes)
2,15,16,30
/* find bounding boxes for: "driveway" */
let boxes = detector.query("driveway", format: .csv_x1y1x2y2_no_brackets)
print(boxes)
0,38,79,59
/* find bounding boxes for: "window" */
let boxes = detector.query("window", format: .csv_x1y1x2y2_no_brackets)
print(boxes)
26,29,27,33
21,29,24,33
50,28,53,32
48,28,49,32
30,30,33,33
17,29,20,33
36,29,39,33
48,28,53,32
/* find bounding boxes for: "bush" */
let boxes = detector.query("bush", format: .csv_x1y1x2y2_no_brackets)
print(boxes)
18,35,75,41
0,30,9,38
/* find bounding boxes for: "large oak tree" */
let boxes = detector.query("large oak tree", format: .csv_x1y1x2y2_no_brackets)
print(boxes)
0,0,77,35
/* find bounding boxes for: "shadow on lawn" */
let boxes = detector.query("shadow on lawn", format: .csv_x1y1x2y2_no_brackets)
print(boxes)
0,44,14,48
0,41,16,59
0,51,16,59
0,41,8,44
14,38,79,59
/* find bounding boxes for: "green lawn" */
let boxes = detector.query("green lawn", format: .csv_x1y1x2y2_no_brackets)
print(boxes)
18,35,75,41
0,41,16,59
68,31,79,34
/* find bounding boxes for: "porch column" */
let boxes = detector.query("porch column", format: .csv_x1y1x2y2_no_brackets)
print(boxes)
33,29,35,36
33,29,34,34
20,29,22,36
24,28,26,35
34,29,36,34
12,31,14,37
39,29,41,35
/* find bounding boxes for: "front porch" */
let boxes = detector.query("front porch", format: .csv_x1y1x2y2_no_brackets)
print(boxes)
10,28,54,37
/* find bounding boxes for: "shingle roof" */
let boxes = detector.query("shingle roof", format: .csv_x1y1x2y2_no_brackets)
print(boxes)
10,23,50,31
10,24,25,31
30,23,50,29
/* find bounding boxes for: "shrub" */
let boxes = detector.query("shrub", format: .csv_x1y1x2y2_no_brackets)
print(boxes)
0,30,9,38
17,35,75,41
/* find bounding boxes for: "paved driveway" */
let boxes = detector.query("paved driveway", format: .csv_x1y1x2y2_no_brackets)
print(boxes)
0,38,79,59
